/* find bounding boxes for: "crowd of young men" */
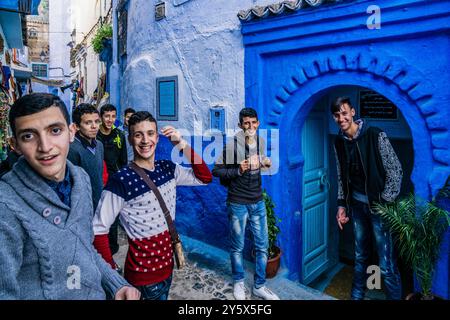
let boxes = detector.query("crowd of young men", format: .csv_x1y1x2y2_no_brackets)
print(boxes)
0,92,408,300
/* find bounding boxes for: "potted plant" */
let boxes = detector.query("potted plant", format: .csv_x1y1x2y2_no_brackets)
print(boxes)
375,189,450,300
263,190,282,278
91,24,112,55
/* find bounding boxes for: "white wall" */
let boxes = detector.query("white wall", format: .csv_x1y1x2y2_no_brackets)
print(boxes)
49,0,72,111
121,0,276,132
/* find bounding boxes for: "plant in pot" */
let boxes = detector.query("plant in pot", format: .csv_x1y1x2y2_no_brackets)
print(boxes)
374,189,450,300
263,190,282,278
91,24,112,55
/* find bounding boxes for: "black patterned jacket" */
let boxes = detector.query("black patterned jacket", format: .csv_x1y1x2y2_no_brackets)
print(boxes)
334,119,403,211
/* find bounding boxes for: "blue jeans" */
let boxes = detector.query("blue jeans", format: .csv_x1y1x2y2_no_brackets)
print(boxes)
228,200,269,289
137,275,172,300
351,200,402,300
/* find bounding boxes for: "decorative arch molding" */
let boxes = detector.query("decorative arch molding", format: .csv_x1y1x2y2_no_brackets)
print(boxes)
266,51,449,195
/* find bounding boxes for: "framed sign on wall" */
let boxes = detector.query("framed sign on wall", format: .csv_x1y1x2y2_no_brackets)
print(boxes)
359,89,398,120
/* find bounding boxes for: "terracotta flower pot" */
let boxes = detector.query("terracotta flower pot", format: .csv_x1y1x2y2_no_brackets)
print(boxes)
266,246,282,279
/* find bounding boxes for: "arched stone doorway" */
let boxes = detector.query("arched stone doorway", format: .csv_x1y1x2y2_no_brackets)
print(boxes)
241,0,450,297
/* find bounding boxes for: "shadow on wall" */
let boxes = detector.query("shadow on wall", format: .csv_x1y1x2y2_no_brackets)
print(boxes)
155,136,230,251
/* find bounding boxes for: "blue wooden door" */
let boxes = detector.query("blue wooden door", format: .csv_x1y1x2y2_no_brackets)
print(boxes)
301,107,329,285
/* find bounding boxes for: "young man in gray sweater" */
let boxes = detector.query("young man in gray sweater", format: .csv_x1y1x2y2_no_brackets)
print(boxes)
0,93,139,300
68,103,104,211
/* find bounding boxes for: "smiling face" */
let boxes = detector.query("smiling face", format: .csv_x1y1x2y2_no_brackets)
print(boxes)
124,112,134,127
239,116,260,138
332,103,355,132
129,120,159,162
101,110,116,130
77,112,101,140
11,106,73,182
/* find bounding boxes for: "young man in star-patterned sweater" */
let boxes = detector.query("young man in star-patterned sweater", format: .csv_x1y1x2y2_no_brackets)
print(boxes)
93,111,212,300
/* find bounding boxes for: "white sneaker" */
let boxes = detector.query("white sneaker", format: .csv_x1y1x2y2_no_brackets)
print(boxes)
253,286,280,300
233,281,247,300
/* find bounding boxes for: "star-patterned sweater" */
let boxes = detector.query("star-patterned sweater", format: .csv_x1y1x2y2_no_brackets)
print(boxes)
93,150,212,286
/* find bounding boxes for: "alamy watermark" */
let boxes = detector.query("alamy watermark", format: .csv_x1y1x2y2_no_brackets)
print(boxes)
67,265,81,290
166,123,280,175
366,265,382,290
367,5,381,30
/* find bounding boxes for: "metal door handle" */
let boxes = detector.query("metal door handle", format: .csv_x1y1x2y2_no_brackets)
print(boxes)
320,174,330,189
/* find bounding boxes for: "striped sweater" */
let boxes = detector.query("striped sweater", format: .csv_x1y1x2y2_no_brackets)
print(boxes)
93,150,212,286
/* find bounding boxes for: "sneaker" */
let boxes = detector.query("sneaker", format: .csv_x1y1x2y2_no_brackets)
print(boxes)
253,286,280,300
233,281,247,300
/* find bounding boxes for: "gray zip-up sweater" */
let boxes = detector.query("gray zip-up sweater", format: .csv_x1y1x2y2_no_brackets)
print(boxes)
212,131,268,204
0,157,129,299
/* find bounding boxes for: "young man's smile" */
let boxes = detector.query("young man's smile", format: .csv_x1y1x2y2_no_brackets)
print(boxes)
130,120,159,162
12,106,73,182
333,103,356,136
37,153,60,165
101,110,117,130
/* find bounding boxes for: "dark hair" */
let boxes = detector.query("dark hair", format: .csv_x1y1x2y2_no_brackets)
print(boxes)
124,108,136,116
100,104,117,117
72,103,99,125
239,107,258,124
128,111,158,134
9,93,70,137
330,96,354,114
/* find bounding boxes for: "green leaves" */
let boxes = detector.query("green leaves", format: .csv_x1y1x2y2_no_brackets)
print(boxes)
263,190,281,258
375,193,450,297
91,24,113,54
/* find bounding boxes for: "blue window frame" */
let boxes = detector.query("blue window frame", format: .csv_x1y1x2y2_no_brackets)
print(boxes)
156,76,178,121
210,107,225,133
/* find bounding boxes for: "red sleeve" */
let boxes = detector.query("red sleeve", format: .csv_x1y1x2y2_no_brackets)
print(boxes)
102,160,109,186
188,147,212,184
93,234,115,268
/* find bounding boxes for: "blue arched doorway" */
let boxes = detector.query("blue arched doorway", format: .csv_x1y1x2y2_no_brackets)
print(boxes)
241,0,450,298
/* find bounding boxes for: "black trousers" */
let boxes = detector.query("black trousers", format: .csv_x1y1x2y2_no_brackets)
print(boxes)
108,216,120,255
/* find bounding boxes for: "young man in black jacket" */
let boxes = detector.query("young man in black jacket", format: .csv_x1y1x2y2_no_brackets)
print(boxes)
97,104,128,176
331,96,403,300
97,104,128,260
212,108,279,300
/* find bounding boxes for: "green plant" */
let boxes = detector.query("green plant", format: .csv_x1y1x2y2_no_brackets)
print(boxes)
91,24,112,54
263,190,281,258
375,193,450,299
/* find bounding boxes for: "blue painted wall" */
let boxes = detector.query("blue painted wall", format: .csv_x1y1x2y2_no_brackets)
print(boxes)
241,0,450,297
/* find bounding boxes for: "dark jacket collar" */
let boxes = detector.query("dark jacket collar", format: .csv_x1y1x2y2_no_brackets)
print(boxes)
75,131,97,149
